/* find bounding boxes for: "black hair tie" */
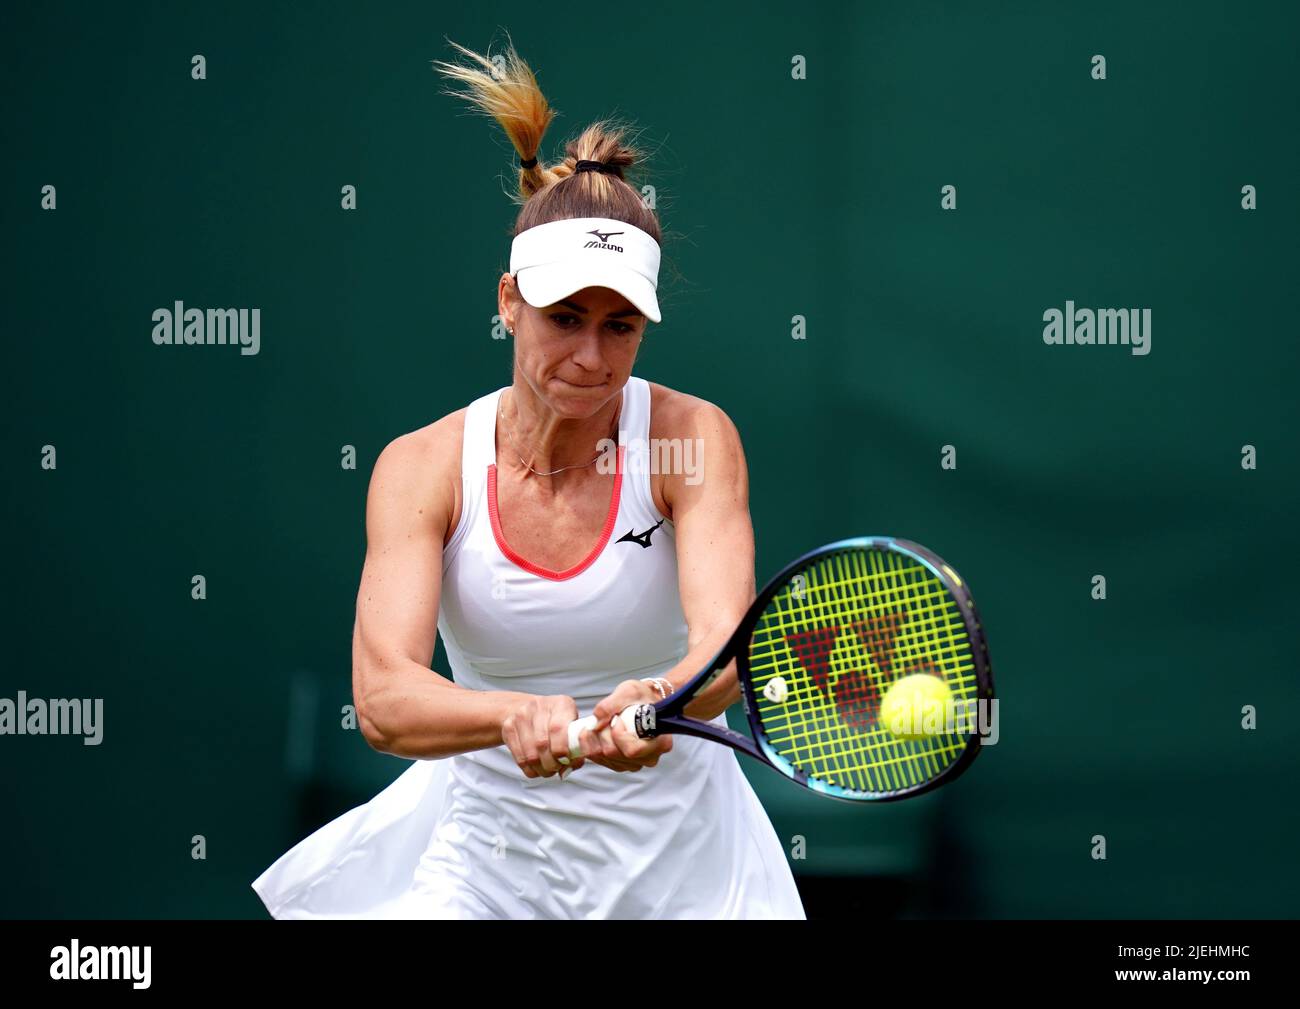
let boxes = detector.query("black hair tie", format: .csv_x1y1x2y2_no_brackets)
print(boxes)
575,159,618,176
518,155,538,169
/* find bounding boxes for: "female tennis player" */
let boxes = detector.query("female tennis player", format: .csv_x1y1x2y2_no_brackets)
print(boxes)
251,38,805,919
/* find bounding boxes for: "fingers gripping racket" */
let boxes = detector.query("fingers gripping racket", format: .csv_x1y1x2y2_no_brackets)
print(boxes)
565,537,995,802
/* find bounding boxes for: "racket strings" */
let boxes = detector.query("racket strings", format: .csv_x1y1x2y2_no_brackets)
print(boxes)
764,551,972,790
747,547,978,796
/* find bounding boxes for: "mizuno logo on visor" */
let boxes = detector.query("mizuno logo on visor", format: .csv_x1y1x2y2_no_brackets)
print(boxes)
585,229,624,251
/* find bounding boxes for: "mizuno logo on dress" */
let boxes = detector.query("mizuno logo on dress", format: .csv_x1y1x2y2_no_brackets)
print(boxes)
617,520,664,548
585,229,624,251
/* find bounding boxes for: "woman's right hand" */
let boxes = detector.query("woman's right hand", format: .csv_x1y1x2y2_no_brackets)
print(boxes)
501,694,592,779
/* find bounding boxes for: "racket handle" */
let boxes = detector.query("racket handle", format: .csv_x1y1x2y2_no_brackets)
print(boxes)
563,704,646,761
565,715,599,760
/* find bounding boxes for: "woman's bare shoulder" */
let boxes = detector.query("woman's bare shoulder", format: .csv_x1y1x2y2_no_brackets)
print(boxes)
645,381,741,441
367,408,467,536
374,409,465,479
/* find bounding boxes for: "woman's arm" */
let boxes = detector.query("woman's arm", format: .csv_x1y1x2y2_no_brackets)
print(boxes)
660,396,755,719
352,420,533,759
591,393,755,730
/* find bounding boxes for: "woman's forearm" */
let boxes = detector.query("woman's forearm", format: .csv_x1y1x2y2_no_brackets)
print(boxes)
666,617,745,721
356,660,532,760
680,661,742,721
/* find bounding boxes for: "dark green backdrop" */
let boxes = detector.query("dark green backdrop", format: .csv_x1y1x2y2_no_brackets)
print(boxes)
4,1,1297,918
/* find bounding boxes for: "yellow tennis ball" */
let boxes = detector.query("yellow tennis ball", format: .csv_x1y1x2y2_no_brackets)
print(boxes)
879,674,954,740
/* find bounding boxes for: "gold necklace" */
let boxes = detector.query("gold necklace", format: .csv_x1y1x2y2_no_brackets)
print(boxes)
498,391,621,477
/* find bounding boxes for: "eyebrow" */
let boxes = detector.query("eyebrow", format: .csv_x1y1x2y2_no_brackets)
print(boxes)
556,298,643,318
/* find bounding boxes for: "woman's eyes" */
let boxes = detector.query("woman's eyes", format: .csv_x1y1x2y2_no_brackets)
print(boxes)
549,313,634,335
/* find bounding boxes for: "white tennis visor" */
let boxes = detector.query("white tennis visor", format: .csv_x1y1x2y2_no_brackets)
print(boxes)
508,216,662,324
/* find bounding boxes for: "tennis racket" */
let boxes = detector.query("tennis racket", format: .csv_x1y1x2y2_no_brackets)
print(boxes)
564,537,994,802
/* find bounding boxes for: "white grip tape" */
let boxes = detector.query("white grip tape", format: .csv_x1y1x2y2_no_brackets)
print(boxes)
565,715,599,760
562,705,642,762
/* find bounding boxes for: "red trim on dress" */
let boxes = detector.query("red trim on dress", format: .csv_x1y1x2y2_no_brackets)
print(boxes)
487,445,625,581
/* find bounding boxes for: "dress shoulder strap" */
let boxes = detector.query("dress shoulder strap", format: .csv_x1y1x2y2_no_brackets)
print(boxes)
444,385,505,561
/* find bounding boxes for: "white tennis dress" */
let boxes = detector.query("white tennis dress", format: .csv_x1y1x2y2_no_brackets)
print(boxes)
251,376,805,919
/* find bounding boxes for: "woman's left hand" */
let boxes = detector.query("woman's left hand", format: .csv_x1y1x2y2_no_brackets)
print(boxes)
584,679,674,772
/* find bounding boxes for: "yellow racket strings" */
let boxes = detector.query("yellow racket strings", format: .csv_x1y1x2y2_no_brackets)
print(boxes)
747,548,978,794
